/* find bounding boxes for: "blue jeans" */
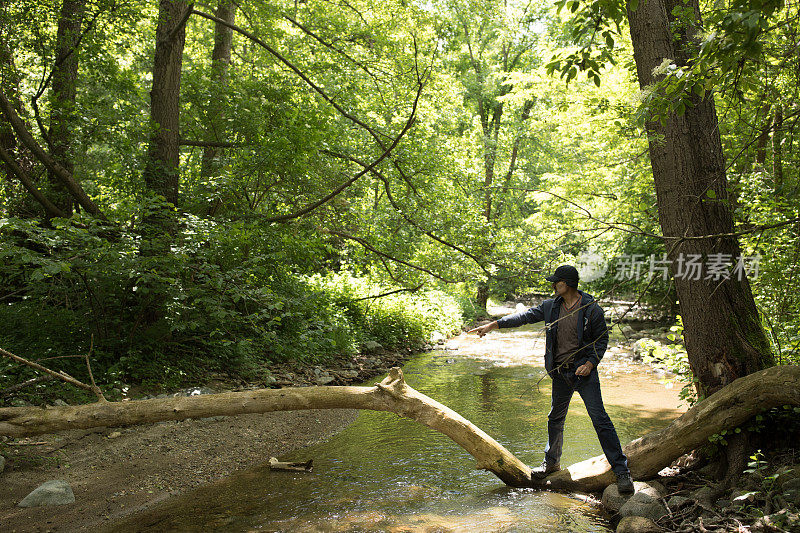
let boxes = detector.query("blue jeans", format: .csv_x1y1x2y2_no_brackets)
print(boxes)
544,368,629,474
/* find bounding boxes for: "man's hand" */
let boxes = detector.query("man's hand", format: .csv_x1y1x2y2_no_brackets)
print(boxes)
466,321,498,337
576,361,595,377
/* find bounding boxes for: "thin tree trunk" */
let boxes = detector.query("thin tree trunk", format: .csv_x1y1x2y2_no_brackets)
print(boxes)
0,33,40,218
773,105,783,191
201,1,236,217
626,0,773,399
144,0,189,212
754,104,771,169
47,0,86,218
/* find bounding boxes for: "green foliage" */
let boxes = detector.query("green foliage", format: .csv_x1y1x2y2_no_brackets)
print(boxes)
0,216,468,399
638,317,698,406
2,0,798,411
310,273,465,352
707,405,800,459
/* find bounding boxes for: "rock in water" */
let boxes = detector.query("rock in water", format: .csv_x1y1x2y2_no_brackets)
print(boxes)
18,480,75,507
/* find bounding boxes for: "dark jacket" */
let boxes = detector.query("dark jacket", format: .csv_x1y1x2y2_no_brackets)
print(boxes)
496,290,609,374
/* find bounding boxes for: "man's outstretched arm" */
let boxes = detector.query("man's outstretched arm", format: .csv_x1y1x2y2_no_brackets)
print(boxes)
467,303,547,337
466,321,498,337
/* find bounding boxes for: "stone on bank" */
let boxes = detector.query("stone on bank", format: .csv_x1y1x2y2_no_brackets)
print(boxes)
602,480,665,513
18,480,75,507
616,516,661,533
618,491,668,522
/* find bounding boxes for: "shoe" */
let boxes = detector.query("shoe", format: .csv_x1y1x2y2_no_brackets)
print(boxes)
616,471,634,494
531,460,561,479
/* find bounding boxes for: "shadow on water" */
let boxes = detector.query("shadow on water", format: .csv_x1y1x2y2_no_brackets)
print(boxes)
109,327,685,532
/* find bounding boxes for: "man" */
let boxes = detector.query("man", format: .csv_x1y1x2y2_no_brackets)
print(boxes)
468,265,634,493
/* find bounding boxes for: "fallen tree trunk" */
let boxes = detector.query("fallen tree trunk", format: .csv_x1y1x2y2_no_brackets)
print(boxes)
0,368,533,487
535,364,800,492
2,365,798,491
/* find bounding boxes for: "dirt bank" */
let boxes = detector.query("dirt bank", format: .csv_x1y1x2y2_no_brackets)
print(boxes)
1,408,357,532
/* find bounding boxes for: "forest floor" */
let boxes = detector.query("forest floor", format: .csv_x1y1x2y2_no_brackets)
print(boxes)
0,351,415,533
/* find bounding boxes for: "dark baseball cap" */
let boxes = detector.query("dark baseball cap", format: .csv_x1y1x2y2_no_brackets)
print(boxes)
546,265,579,287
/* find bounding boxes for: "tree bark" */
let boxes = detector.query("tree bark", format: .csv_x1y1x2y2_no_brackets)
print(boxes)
144,0,189,210
0,32,41,218
201,1,236,217
47,0,86,218
2,365,798,491
626,0,773,398
772,105,783,191
754,104,771,169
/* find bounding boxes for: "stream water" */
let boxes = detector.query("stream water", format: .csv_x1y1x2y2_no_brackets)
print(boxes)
116,322,685,532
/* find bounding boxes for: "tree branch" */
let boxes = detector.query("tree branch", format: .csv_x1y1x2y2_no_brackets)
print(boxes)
191,8,392,142
322,229,457,283
0,346,105,401
259,94,419,223
0,144,67,218
281,13,387,81
179,139,241,148
0,375,55,397
322,149,501,277
351,284,424,302
163,2,195,43
0,90,105,219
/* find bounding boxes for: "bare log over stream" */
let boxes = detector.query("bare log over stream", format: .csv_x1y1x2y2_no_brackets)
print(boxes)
2,365,798,491
0,368,533,487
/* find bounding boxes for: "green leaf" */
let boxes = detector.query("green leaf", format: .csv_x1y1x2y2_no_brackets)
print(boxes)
566,66,577,83
693,83,706,99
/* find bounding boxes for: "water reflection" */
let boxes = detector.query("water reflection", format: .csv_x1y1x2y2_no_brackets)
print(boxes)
108,330,684,532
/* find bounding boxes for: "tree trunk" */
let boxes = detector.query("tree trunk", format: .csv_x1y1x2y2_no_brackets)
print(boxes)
772,105,783,192
2,366,798,491
754,104,771,170
0,34,41,218
626,0,773,399
201,1,236,217
144,0,189,211
476,282,489,311
47,0,86,218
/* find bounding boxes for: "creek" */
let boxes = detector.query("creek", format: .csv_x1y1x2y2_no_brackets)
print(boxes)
118,321,685,532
